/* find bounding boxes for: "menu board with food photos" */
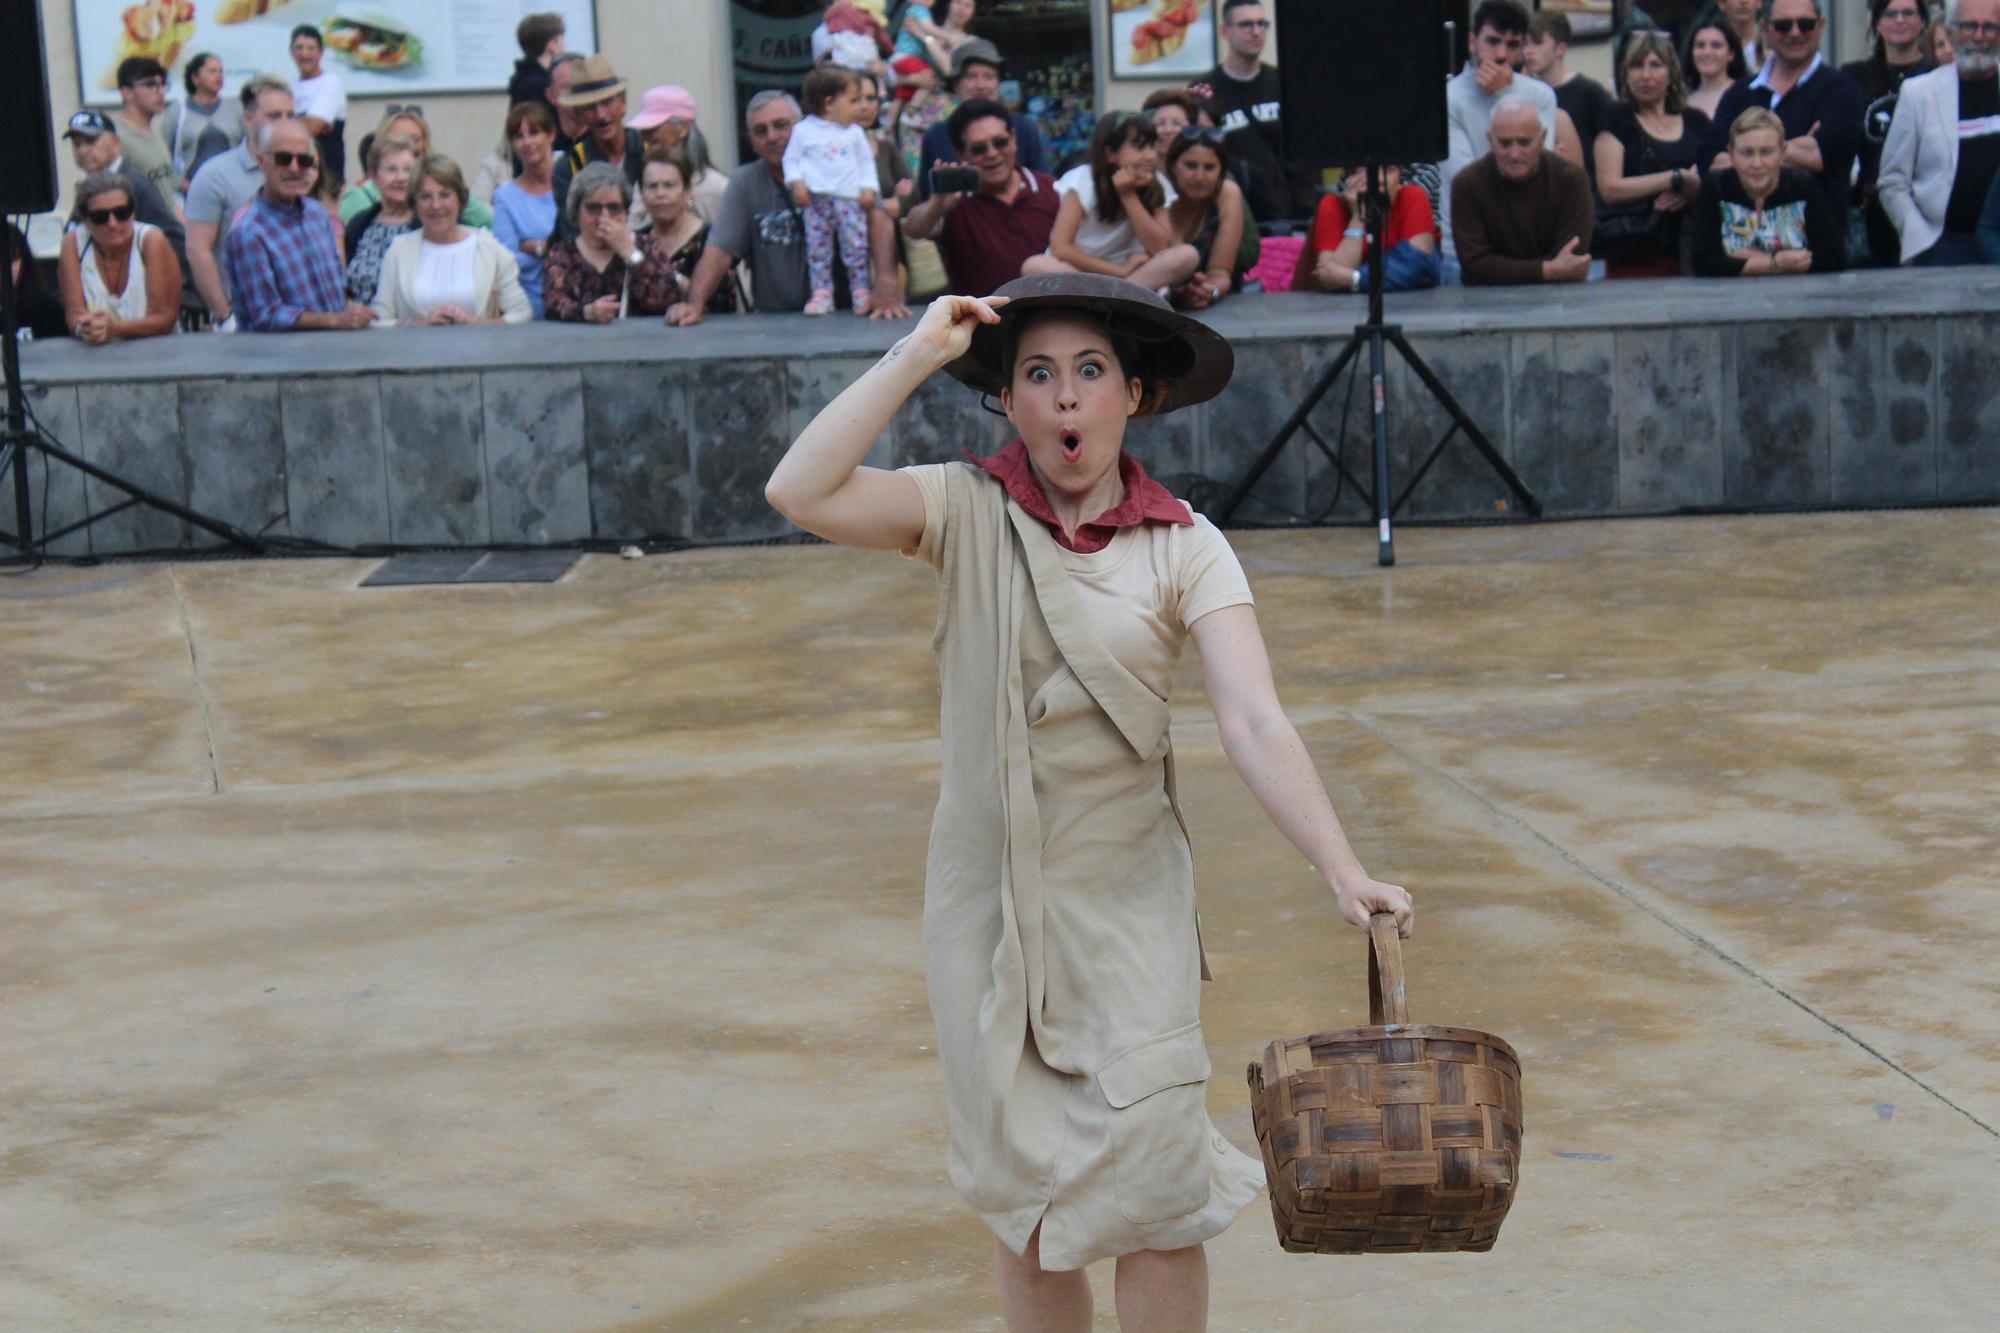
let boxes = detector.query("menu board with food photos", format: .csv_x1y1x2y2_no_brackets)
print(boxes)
75,0,599,102
1108,0,1215,80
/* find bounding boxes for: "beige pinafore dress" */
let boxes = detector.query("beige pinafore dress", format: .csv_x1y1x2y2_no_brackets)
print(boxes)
905,460,1265,1272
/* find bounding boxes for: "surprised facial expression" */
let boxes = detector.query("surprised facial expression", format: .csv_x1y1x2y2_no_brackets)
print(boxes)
1002,312,1143,497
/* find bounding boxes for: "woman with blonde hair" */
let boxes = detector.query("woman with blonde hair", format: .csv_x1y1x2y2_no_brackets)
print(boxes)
57,171,181,344
368,156,531,325
1691,107,1846,275
344,131,422,306
340,107,496,228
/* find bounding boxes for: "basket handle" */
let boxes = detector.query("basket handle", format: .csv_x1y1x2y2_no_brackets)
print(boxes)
1367,912,1409,1026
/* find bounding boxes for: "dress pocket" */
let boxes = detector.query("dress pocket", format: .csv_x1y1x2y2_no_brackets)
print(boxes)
1098,1023,1214,1225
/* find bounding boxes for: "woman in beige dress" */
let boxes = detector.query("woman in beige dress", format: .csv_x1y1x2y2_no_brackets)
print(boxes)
766,273,1413,1331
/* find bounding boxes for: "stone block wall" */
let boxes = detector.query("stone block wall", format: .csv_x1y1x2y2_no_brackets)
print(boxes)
10,276,1998,555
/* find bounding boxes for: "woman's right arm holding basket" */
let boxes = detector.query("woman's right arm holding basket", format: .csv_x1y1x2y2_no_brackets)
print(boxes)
765,294,1008,549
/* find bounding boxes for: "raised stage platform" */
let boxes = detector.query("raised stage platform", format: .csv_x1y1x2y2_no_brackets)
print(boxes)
11,270,1999,555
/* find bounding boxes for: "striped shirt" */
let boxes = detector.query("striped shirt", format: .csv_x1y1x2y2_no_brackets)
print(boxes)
222,192,347,331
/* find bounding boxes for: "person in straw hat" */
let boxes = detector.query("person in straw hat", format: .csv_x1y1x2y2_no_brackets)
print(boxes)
767,274,1414,1329
551,53,642,222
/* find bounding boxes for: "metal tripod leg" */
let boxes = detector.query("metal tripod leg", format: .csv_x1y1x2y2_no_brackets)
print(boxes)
1387,328,1543,518
1367,324,1393,566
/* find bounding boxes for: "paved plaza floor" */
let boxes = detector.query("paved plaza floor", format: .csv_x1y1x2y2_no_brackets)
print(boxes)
3,509,1996,1330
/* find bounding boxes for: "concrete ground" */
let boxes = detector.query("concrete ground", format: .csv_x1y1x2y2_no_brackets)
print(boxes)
3,509,1995,1330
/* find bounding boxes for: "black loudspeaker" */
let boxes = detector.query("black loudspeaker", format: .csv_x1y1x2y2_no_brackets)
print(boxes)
0,0,61,214
1275,0,1450,168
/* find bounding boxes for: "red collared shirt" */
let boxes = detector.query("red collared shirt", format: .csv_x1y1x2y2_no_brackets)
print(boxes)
971,439,1192,554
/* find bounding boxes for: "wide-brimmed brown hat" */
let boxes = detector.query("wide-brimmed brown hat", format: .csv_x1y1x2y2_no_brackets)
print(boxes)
942,274,1233,417
558,54,629,108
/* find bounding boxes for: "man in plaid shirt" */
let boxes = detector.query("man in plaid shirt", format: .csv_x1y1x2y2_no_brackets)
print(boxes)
222,119,373,332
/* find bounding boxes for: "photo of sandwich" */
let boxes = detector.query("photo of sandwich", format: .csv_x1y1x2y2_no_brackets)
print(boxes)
322,8,425,70
97,0,197,90
215,0,298,22
1129,0,1201,65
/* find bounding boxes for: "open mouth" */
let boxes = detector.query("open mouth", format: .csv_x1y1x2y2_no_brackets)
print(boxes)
1058,427,1083,461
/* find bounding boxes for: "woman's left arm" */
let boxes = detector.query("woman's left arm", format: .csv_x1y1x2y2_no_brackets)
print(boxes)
1191,603,1414,936
1117,166,1179,255
1206,180,1245,295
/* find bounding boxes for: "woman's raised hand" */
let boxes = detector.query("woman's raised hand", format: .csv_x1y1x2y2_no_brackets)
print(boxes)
909,293,1009,367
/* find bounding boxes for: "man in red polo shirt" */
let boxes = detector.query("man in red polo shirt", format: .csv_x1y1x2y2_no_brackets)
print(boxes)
902,98,1059,296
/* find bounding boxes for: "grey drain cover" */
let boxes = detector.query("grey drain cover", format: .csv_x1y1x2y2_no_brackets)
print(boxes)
362,550,581,587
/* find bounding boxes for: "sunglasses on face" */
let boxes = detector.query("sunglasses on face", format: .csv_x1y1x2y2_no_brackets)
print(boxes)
964,133,1013,157
271,150,316,169
1768,17,1819,33
1178,124,1225,146
579,200,623,215
86,203,135,224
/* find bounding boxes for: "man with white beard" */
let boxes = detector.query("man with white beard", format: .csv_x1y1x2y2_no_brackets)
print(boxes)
1879,0,2000,263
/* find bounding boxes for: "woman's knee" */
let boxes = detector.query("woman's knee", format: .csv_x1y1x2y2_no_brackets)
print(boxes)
1157,244,1201,282
1021,254,1071,276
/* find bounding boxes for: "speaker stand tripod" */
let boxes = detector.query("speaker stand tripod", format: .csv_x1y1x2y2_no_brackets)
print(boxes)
1,226,267,562
1217,164,1541,566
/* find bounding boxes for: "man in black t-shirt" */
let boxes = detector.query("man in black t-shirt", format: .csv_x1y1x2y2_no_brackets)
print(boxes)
1523,9,1614,187
1189,0,1314,222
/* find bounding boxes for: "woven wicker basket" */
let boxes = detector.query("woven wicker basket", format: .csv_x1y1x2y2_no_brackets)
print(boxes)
1246,913,1522,1254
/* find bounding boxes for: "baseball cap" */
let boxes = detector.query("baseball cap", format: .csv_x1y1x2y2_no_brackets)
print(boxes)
949,37,1003,80
64,110,116,140
624,84,697,130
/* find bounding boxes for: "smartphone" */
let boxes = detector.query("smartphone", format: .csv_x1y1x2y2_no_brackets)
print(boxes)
930,165,981,195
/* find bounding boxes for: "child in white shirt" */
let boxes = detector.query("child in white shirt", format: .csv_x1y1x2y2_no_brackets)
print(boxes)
782,66,881,315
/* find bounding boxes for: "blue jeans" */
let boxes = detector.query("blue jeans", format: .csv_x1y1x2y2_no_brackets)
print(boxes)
1911,233,1985,267
1357,241,1442,291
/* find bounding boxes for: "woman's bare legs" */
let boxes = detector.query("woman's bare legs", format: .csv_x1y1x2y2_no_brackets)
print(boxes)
1020,253,1076,276
1128,243,1201,291
996,1224,1091,1332
1114,1243,1207,1332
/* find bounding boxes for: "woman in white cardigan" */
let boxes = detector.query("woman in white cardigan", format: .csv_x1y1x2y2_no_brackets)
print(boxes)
370,155,532,325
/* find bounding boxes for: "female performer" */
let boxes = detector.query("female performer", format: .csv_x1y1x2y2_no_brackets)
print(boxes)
766,275,1412,1331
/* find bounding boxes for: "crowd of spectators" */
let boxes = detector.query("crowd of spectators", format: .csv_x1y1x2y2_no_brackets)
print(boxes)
27,0,2000,346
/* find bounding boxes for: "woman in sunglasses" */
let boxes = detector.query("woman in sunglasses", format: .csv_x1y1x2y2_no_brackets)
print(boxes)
56,170,182,346
1160,126,1255,309
541,162,682,322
